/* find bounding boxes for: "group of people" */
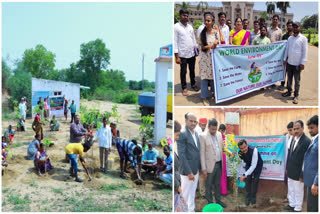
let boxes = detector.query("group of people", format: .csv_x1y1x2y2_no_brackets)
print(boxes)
174,9,308,105
65,114,172,185
174,113,318,212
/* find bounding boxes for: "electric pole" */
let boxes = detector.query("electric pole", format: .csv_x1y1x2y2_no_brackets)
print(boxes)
142,53,144,90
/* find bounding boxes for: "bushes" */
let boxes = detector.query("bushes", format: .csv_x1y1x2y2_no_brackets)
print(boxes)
114,92,138,104
312,41,318,47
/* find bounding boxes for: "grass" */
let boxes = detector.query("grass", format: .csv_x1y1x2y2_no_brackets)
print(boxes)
62,195,122,212
98,183,131,193
8,194,30,205
11,142,24,148
52,187,63,194
160,189,172,195
29,179,38,188
2,188,9,194
129,196,169,212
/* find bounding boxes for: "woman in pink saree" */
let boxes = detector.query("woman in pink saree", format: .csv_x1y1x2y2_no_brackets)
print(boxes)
229,17,250,46
219,124,228,195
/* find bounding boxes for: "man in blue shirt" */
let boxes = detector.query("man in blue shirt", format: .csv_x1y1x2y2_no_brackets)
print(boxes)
302,115,318,212
69,100,77,123
141,142,158,173
116,138,142,180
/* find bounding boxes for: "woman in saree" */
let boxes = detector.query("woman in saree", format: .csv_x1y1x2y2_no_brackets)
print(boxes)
34,143,54,176
32,112,43,140
50,115,60,131
27,134,41,160
229,17,250,46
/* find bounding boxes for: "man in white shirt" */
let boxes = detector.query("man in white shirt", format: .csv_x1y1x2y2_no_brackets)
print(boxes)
238,139,263,206
199,119,227,208
282,22,308,104
177,112,201,212
284,120,311,211
93,117,112,173
218,12,229,45
174,9,199,96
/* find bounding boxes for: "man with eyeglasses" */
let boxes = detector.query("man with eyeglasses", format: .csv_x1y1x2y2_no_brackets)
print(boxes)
177,112,201,212
268,14,282,43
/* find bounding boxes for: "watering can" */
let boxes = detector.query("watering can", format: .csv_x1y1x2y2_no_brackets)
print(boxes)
202,203,223,212
237,178,246,188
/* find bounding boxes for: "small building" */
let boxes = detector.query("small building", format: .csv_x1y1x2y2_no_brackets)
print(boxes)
31,78,82,117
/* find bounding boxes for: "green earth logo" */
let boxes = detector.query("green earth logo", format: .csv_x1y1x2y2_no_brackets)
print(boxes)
248,62,262,83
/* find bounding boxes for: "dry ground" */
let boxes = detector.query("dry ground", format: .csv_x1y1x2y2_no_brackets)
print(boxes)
2,100,172,212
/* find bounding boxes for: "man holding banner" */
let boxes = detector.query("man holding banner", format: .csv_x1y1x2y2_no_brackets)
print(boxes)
238,139,263,206
282,22,308,104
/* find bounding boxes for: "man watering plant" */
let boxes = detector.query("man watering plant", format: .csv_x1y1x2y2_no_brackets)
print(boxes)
238,139,263,206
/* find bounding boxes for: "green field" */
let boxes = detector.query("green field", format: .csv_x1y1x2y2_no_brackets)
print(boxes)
303,34,318,44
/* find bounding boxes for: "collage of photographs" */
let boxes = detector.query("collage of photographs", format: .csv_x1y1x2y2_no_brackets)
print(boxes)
1,0,319,213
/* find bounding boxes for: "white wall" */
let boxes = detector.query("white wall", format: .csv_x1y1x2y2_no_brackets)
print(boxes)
31,78,80,117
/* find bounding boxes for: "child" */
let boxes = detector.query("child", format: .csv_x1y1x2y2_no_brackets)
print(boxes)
159,145,173,184
110,122,120,145
34,143,54,176
17,118,25,132
153,155,166,179
4,125,15,145
93,117,112,173
85,124,94,145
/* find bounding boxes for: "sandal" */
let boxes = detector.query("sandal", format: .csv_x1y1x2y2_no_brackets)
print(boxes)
282,91,291,97
191,85,200,92
293,97,299,104
182,89,188,96
75,178,83,182
202,99,210,106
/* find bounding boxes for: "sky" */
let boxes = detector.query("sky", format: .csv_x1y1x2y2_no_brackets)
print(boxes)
188,2,318,22
2,2,173,82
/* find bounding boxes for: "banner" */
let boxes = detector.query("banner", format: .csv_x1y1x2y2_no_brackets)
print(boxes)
212,41,287,103
234,135,286,181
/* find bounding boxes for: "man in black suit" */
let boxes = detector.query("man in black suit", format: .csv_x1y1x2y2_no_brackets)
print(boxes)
284,120,311,212
177,112,201,212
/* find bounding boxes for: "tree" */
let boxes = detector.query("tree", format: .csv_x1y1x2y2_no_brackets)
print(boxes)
2,59,11,91
197,1,209,17
266,2,275,21
22,44,56,79
259,11,269,21
77,38,111,92
276,2,290,30
6,62,32,113
302,14,318,29
101,69,126,91
180,2,190,10
193,20,203,30
174,11,180,24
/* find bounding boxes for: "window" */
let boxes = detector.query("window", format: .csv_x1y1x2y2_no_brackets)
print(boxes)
54,91,62,96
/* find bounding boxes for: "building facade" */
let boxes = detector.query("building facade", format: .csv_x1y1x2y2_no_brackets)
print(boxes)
175,2,293,29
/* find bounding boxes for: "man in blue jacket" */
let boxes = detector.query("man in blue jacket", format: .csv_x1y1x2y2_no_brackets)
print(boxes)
302,115,318,212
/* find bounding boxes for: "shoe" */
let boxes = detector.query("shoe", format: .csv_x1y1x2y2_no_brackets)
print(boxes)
293,97,299,104
283,205,294,211
202,99,210,106
182,89,188,96
120,174,126,179
75,178,83,182
100,167,104,172
216,200,227,208
191,85,200,92
251,198,256,205
245,198,250,206
282,91,291,97
277,85,285,90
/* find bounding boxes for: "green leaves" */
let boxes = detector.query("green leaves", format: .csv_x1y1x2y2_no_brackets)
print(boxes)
43,139,51,147
139,115,154,140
